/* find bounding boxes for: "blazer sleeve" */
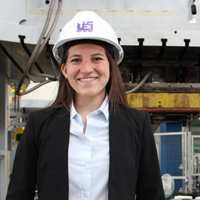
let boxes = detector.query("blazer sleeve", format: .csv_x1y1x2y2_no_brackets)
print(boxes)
136,113,165,200
6,112,38,200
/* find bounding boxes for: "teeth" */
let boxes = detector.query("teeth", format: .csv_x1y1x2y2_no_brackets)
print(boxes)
80,78,95,82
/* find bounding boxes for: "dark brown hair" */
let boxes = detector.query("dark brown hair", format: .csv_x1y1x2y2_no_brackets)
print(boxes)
50,43,129,111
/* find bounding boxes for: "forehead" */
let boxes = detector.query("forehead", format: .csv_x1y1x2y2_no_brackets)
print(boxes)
68,43,106,55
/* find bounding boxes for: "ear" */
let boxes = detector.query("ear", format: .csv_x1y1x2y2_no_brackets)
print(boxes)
61,64,68,79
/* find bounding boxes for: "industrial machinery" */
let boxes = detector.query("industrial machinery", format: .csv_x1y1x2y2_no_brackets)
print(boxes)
1,0,200,199
1,0,200,121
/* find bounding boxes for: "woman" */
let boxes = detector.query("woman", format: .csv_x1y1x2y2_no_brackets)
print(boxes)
6,11,165,200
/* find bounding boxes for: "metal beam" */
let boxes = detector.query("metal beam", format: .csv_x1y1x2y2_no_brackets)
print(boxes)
125,83,200,93
0,62,8,199
127,92,200,110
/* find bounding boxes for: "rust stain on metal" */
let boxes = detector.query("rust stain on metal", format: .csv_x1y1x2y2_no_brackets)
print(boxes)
182,95,190,108
174,94,189,108
142,94,150,107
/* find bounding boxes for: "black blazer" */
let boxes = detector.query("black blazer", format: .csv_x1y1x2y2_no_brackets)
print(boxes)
6,106,165,200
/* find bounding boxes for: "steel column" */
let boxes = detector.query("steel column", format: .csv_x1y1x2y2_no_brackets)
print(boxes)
0,55,8,200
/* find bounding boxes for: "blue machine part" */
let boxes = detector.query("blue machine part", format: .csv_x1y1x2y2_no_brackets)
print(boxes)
160,121,182,200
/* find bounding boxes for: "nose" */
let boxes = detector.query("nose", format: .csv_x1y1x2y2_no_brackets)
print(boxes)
80,60,93,73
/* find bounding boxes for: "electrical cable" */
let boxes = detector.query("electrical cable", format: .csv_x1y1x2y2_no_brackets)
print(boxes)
28,0,62,79
125,71,152,94
49,56,59,79
182,177,188,194
18,79,54,96
16,0,58,95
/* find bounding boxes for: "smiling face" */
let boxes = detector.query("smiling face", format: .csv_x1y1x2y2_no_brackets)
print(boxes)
61,43,110,102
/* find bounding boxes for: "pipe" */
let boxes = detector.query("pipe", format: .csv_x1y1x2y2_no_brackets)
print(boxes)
50,56,59,79
16,0,57,95
28,0,62,79
182,178,188,194
126,71,152,94
193,112,200,121
18,79,54,96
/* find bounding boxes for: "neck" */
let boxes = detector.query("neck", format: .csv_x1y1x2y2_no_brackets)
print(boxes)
74,93,106,117
74,92,106,134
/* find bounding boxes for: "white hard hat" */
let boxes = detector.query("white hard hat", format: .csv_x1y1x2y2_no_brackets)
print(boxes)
52,11,124,64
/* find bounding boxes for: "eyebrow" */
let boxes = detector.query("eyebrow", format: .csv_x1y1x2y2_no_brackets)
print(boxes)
69,54,81,59
69,53,105,59
92,53,105,57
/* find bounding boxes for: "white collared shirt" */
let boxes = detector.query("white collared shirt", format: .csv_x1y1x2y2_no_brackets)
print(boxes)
68,95,109,200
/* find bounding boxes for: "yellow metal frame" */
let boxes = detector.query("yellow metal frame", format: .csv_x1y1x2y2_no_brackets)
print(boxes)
13,127,24,143
127,93,200,109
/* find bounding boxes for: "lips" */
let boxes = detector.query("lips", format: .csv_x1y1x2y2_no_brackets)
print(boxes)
78,77,97,82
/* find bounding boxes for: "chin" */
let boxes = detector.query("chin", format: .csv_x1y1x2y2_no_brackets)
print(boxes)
78,91,103,98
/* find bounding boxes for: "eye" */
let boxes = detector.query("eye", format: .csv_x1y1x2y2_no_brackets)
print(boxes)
93,57,103,61
70,58,81,63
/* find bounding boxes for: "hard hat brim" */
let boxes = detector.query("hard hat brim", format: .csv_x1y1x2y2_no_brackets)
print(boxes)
53,37,124,65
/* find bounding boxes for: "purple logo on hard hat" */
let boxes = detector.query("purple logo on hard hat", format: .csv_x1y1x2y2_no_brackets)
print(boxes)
77,21,93,32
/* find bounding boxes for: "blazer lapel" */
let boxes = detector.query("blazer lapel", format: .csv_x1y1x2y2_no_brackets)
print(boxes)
108,107,135,200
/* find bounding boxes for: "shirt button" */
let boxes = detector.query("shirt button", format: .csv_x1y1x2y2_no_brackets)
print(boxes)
85,165,89,169
86,142,90,146
84,192,88,197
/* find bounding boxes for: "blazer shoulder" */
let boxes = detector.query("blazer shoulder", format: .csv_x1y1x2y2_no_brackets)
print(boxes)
118,106,148,120
28,107,70,126
30,107,68,117
110,106,150,133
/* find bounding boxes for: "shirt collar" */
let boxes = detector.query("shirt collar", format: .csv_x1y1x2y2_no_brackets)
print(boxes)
70,94,109,121
70,101,78,120
98,94,109,121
